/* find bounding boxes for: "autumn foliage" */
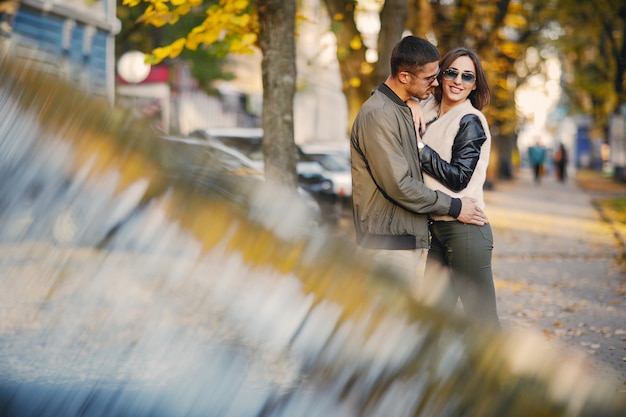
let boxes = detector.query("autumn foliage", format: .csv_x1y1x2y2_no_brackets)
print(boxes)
123,0,259,64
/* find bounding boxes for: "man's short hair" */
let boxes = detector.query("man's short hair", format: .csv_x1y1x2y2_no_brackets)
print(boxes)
390,36,440,76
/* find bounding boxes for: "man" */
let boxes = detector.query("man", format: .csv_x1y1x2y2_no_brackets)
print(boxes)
350,35,488,289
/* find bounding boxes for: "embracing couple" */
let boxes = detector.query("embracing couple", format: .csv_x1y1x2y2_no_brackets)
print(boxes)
350,35,499,328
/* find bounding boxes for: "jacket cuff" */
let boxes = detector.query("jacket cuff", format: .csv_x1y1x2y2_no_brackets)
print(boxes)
448,198,462,218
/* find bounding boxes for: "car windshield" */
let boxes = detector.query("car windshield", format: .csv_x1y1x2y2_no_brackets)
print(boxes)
302,153,349,172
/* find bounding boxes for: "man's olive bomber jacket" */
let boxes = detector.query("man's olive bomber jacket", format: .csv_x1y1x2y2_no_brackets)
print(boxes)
350,83,462,250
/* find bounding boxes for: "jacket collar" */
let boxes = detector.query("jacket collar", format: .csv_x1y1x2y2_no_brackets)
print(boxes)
377,83,409,107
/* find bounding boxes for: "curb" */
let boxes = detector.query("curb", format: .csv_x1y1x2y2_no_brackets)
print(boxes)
590,198,626,261
575,171,626,261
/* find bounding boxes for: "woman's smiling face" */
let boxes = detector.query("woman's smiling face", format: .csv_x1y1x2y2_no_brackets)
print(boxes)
441,56,477,105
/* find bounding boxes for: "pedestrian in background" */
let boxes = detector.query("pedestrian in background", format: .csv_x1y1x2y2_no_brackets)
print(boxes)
350,36,488,291
554,142,568,182
407,47,500,328
528,138,547,184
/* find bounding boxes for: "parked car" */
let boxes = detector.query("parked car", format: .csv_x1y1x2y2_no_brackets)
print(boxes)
159,135,327,224
156,135,265,209
299,141,352,203
188,127,267,170
192,131,351,201
188,129,342,224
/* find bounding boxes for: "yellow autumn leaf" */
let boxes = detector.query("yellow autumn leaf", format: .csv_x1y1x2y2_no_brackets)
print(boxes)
200,31,221,45
241,32,257,45
206,3,220,15
508,2,524,14
360,62,374,76
153,1,169,13
231,14,251,28
145,54,158,65
349,36,362,51
295,11,309,24
228,33,256,54
151,45,172,63
349,77,361,88
175,3,191,15
190,28,219,49
223,0,250,13
147,13,179,27
127,0,259,58
190,25,205,34
216,13,230,25
229,39,245,53
505,14,527,29
169,38,186,57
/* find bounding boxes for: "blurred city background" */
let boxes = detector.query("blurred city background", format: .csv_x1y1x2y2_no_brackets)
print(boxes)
1,0,625,197
0,1,626,413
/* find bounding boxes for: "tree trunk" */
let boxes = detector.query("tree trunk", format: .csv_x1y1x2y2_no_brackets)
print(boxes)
406,0,435,40
322,0,408,131
322,0,370,130
613,21,626,107
258,0,298,188
376,0,407,82
495,132,516,180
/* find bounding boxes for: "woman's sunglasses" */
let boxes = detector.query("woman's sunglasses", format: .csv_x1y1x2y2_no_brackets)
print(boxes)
442,68,476,85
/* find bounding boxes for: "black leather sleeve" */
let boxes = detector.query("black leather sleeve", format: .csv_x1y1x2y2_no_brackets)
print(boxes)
420,114,487,192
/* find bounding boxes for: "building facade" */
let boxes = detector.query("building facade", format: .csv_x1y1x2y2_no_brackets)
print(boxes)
2,0,119,102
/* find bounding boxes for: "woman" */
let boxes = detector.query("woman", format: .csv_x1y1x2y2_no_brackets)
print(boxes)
407,47,500,328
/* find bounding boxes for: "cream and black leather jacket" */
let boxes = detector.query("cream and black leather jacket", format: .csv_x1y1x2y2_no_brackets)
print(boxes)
350,84,461,250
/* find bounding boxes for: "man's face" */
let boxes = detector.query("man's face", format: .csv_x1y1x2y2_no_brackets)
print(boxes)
403,61,440,100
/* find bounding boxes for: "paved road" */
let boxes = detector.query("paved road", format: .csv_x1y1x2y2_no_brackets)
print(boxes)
485,168,626,393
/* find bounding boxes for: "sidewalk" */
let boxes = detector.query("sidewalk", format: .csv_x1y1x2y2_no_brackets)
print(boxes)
485,168,626,393
577,169,626,254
